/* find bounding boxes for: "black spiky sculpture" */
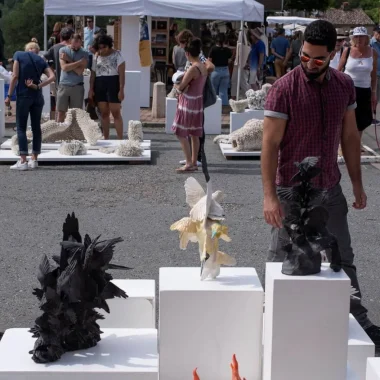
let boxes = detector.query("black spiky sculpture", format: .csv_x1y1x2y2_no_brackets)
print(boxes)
277,157,342,276
29,212,131,363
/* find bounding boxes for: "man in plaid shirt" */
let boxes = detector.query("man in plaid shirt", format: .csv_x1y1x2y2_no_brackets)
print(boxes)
261,20,380,346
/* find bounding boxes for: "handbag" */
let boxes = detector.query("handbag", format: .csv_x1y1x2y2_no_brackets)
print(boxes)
234,30,251,69
203,75,217,108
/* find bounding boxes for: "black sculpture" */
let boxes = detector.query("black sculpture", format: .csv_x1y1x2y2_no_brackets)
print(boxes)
29,212,131,363
278,157,342,276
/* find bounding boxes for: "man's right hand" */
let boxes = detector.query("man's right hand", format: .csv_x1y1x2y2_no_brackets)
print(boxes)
263,194,284,228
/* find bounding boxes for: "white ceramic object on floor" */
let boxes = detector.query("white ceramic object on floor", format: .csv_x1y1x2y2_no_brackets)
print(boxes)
159,267,264,380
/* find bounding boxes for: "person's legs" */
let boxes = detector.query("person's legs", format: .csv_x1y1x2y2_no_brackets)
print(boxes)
274,59,282,79
177,135,192,169
249,69,258,91
211,69,221,99
197,113,205,163
56,85,70,123
218,67,230,106
15,97,31,163
109,103,123,139
97,102,111,139
190,135,200,167
69,84,85,110
324,184,371,328
29,95,44,161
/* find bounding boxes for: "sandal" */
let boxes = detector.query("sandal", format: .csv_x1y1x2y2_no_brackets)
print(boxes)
176,165,196,173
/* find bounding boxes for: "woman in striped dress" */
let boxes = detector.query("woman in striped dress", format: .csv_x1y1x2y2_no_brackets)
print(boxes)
172,38,207,172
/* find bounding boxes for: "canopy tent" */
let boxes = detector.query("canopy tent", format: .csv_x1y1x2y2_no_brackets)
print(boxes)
266,16,317,25
44,0,264,21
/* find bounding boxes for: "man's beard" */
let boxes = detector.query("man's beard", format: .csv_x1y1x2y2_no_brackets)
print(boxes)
301,62,330,81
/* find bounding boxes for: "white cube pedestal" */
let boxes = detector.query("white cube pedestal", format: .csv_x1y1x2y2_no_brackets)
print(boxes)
123,71,141,135
0,79,4,138
165,97,222,135
97,279,155,328
230,109,264,133
159,267,264,380
367,358,380,380
348,314,375,380
263,263,351,380
0,328,158,380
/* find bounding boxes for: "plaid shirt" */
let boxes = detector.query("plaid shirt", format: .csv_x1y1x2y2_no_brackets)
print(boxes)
264,66,357,189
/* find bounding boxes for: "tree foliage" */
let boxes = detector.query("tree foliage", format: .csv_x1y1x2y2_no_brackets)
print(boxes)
284,0,330,12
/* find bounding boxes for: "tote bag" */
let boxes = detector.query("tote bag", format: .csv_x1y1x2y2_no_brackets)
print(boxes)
234,30,251,69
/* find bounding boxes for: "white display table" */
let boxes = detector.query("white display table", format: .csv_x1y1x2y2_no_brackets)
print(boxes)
263,263,351,380
97,279,155,328
159,267,264,380
0,328,158,380
165,97,222,135
367,358,380,380
230,109,264,133
348,314,375,380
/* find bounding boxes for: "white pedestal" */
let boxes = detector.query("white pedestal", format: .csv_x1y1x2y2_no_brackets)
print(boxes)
348,314,375,380
0,79,4,138
122,71,141,134
367,358,380,380
230,109,264,133
159,267,264,380
263,263,351,380
0,328,158,380
83,75,90,105
165,97,222,135
42,84,51,115
97,279,155,328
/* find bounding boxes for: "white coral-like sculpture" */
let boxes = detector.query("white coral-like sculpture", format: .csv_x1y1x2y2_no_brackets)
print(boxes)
128,120,143,142
214,118,263,151
58,141,88,156
229,98,248,113
115,141,143,157
11,134,32,156
245,83,272,110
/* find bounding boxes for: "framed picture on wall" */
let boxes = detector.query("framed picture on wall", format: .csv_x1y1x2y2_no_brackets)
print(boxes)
155,34,167,43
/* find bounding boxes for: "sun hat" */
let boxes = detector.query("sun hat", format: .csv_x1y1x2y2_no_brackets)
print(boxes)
251,27,263,39
352,26,369,37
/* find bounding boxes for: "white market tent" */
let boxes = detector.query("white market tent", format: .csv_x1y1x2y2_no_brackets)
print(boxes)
266,16,317,25
44,0,264,21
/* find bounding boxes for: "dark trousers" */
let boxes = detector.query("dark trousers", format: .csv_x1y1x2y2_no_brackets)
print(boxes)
268,184,371,329
16,95,44,155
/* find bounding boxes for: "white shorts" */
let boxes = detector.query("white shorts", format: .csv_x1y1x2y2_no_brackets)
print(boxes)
249,70,258,85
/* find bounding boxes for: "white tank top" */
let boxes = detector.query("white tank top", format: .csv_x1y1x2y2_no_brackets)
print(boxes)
345,53,373,88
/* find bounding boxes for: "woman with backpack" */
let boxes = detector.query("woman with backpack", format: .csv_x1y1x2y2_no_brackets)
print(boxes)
338,27,378,137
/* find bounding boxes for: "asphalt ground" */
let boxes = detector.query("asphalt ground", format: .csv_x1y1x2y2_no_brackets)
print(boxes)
0,128,379,338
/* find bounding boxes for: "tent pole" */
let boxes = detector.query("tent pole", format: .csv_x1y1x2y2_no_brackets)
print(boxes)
44,14,47,52
94,16,96,28
236,19,244,101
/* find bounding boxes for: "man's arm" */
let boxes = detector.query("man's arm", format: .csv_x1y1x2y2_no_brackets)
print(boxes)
60,57,85,72
261,116,287,228
6,60,19,102
118,61,126,101
341,108,367,209
41,67,56,88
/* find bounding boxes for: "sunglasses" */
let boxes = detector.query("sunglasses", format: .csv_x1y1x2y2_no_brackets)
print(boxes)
299,51,330,67
87,20,93,23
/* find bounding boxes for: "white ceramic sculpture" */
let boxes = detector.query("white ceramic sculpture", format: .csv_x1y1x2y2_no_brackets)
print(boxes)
128,120,143,142
214,118,264,151
170,177,236,280
245,83,272,110
99,140,143,157
58,140,87,156
229,98,248,113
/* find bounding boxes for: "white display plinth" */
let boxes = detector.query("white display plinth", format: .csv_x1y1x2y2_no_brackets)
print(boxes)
97,279,155,328
159,267,264,380
0,79,4,138
42,85,51,115
367,358,380,380
123,71,141,134
263,263,351,380
165,97,222,135
348,314,375,380
0,328,158,380
230,109,264,133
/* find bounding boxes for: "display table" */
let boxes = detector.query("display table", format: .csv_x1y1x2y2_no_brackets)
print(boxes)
263,263,351,380
0,328,158,380
97,279,155,328
230,109,264,133
165,97,222,135
159,267,264,380
367,358,380,380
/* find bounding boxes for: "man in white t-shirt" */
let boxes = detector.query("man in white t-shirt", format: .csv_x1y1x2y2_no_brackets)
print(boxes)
330,34,346,70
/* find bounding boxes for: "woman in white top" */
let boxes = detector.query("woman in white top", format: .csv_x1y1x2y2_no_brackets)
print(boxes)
338,27,378,136
89,34,125,140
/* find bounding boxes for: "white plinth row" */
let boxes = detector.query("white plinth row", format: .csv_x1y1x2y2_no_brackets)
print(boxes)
165,97,222,135
0,264,376,379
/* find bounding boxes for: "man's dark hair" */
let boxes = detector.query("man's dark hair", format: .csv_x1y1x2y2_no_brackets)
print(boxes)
72,33,82,41
304,20,337,53
60,27,74,41
277,28,285,35
184,37,202,57
65,18,74,26
94,34,113,49
226,22,233,30
374,26,380,33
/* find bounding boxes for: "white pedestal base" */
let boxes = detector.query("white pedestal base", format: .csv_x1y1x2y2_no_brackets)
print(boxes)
0,79,4,138
165,97,222,135
230,109,264,133
263,263,351,380
123,71,141,134
348,314,375,380
367,358,380,380
219,142,261,158
97,279,155,328
159,267,264,380
0,328,158,380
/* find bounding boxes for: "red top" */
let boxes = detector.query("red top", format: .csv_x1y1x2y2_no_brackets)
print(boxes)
264,66,357,189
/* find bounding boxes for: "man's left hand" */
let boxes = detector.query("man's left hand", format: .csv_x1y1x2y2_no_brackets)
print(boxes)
353,184,367,210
